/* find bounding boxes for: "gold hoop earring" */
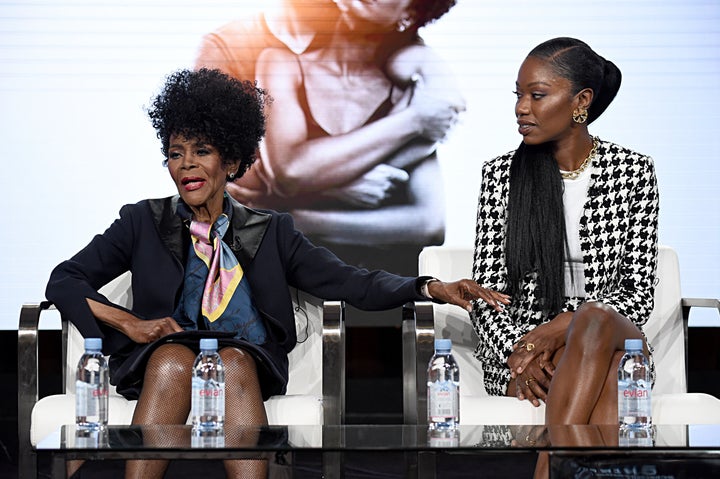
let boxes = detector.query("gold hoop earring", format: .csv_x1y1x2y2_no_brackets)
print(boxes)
573,108,588,124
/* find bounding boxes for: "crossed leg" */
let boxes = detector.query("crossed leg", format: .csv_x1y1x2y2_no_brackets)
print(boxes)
532,302,647,479
545,301,646,425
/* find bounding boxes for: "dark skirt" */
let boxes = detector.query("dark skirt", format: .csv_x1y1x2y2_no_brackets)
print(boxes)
108,330,283,401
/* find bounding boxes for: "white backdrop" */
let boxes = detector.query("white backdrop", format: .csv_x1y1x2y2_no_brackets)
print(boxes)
1,0,718,329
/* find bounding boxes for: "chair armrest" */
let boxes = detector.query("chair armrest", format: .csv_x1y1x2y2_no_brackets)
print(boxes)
322,301,345,426
401,301,436,425
682,297,720,319
679,297,719,383
17,301,54,455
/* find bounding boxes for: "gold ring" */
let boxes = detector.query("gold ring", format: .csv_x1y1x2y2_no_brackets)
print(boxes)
525,377,536,386
525,342,535,352
517,340,527,349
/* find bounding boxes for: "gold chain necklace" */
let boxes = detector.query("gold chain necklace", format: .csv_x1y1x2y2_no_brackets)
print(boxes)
561,136,599,180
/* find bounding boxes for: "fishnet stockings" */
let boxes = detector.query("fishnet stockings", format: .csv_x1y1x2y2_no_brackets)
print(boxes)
125,343,268,479
220,347,268,478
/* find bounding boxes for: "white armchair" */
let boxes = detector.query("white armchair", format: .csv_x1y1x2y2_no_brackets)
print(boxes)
18,272,345,479
402,245,720,426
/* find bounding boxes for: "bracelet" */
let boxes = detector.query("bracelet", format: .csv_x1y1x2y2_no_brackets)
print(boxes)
421,278,440,299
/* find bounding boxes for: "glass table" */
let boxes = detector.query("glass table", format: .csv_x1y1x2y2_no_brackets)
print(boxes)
36,424,720,478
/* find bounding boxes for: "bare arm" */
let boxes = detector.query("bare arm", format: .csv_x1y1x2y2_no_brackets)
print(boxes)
385,43,465,112
368,42,468,173
289,155,445,244
384,137,439,171
256,47,459,197
319,42,467,206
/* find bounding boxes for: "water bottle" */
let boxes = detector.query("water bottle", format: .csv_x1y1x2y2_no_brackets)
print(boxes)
75,337,109,430
427,338,460,429
191,338,225,430
617,339,652,431
428,426,460,448
191,427,225,448
73,427,109,448
618,426,654,447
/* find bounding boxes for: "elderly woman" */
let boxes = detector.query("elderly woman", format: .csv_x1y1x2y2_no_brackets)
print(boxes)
46,68,506,478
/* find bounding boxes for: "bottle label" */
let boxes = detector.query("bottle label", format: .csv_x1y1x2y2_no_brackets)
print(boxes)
621,388,649,398
191,376,225,423
618,379,652,427
428,380,459,420
76,380,107,417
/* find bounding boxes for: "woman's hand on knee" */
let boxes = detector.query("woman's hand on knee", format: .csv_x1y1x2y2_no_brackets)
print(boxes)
508,339,546,379
125,316,183,344
514,359,551,407
515,372,547,407
508,320,566,378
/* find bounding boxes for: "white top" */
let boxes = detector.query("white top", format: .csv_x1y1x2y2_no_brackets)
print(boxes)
561,166,592,297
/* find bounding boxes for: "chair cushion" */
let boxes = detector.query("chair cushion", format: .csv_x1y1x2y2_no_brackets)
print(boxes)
31,394,137,445
644,246,687,395
30,393,323,446
653,393,720,424
460,396,546,425
457,393,720,427
264,394,323,426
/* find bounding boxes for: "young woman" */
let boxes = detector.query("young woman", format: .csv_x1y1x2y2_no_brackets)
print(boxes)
472,36,658,424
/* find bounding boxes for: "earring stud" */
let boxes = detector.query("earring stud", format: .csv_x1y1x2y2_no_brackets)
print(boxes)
573,108,588,124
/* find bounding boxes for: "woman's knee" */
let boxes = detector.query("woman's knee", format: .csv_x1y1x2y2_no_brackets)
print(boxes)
566,302,622,347
220,347,259,379
145,343,196,380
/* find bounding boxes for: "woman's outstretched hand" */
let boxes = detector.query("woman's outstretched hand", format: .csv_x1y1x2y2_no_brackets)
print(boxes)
427,279,510,313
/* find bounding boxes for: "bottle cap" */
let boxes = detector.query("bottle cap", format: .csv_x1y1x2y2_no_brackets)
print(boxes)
624,339,643,351
434,338,452,352
84,337,102,351
200,338,219,351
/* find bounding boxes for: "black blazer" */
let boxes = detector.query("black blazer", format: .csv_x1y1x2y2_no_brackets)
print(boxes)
46,195,425,399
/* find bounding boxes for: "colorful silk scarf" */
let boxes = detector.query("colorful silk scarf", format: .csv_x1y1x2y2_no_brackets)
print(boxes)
172,199,267,345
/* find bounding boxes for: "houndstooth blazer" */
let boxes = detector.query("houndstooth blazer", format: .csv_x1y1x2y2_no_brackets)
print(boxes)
470,138,659,396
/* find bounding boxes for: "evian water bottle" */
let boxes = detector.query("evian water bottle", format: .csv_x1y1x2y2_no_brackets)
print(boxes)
75,337,109,430
427,338,460,429
617,338,652,432
191,338,225,430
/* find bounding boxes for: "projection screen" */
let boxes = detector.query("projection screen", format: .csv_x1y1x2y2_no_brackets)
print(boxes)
1,0,718,329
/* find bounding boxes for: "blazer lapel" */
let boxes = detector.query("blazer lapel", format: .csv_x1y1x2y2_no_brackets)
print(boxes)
227,197,271,268
148,196,187,266
147,195,271,270
580,142,614,297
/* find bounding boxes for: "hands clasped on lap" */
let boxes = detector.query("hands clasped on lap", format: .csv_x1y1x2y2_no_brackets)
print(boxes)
508,320,566,407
